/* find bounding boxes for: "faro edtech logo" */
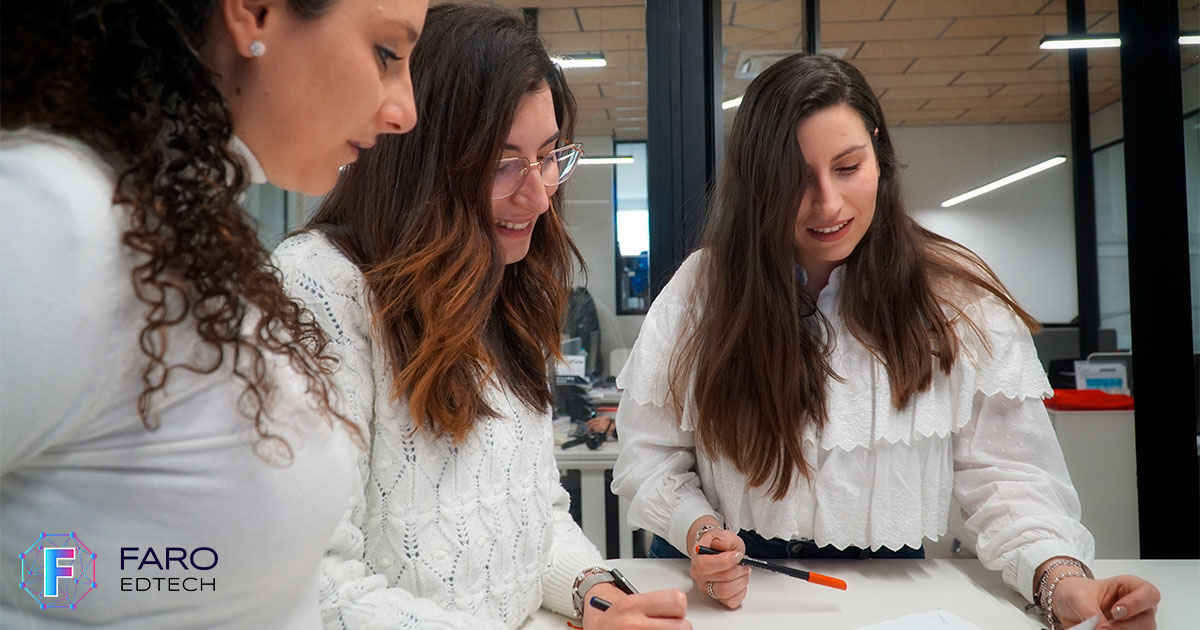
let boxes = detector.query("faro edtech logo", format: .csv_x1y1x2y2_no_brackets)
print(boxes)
17,532,97,611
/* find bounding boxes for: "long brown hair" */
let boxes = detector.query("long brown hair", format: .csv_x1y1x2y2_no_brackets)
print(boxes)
1,0,356,457
306,3,581,443
672,54,1038,499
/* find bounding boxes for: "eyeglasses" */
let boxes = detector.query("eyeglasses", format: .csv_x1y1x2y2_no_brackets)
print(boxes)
491,142,583,200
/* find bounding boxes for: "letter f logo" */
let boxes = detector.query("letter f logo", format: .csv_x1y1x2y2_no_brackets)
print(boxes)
43,547,75,598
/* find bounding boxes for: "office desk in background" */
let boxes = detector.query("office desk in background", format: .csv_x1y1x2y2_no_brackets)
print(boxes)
584,385,623,407
554,439,633,558
520,559,1199,629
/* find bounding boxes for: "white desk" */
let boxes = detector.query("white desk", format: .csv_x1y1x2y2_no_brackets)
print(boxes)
584,385,623,407
554,439,633,558
520,559,1200,629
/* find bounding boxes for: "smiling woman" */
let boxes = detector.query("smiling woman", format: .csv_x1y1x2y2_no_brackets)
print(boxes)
612,52,1162,630
270,4,686,629
491,89,584,264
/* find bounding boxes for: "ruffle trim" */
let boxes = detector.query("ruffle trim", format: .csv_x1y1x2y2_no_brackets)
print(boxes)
729,522,950,555
616,253,705,427
814,294,1051,451
618,270,1052,451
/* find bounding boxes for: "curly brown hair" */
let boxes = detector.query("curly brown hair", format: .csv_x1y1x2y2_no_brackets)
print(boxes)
1,0,359,458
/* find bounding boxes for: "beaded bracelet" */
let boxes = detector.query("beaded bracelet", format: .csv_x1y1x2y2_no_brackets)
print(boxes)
1034,557,1091,606
1042,569,1087,630
693,523,719,549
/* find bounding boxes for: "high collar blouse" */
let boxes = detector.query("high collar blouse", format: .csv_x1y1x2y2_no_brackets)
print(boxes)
611,251,1094,602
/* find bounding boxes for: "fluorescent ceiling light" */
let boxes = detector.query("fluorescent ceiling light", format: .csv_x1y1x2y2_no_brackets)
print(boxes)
1040,33,1199,49
940,156,1067,208
554,54,607,69
1040,36,1121,50
579,156,634,165
722,95,743,110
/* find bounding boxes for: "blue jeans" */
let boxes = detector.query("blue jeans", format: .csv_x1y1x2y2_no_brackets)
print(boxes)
648,530,925,560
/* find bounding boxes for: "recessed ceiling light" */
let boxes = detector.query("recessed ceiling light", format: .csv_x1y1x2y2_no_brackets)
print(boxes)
1040,33,1199,49
553,53,607,69
580,156,635,165
1040,36,1121,50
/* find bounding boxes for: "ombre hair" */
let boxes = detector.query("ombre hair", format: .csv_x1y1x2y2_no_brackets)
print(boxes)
305,3,581,442
671,54,1038,499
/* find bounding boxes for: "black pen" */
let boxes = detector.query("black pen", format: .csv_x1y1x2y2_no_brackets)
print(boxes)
609,567,639,595
589,595,612,612
695,545,848,590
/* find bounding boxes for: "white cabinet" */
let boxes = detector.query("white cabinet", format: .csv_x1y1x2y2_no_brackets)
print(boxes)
947,409,1140,559
1048,409,1140,559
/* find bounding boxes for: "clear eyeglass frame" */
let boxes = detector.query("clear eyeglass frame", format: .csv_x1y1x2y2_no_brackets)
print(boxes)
490,141,584,200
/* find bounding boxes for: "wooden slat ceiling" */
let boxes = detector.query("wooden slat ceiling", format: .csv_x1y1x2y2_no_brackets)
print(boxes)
481,0,1199,138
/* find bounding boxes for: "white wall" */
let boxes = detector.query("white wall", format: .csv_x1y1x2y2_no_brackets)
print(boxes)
562,135,646,376
565,63,1199,353
896,123,1080,322
572,121,1087,351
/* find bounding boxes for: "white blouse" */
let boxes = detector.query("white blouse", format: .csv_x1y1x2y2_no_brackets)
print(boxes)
273,232,604,629
1,129,357,628
611,251,1094,602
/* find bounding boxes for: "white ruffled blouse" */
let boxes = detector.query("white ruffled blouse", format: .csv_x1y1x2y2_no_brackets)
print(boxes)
611,251,1094,602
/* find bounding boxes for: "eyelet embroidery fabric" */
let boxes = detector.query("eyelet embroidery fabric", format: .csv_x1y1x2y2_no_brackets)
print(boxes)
613,251,1092,599
274,232,602,629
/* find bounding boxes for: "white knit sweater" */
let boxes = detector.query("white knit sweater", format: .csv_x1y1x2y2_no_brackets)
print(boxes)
273,232,603,630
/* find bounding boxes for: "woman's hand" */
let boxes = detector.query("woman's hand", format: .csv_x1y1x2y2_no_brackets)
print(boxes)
581,582,690,630
586,416,616,437
1051,575,1160,629
688,526,750,609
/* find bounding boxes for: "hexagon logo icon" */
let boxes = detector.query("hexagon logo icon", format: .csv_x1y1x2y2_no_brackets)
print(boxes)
18,532,97,611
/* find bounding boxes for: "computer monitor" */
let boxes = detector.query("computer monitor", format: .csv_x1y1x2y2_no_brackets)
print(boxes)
1086,352,1134,396
560,336,582,356
1031,326,1118,372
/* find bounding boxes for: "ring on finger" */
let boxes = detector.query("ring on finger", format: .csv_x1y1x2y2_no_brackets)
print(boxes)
707,581,720,600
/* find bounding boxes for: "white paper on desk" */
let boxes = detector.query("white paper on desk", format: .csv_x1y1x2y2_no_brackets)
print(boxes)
1069,614,1103,630
856,609,983,630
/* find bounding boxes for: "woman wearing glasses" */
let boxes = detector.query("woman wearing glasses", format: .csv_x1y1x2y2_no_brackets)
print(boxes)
273,5,688,629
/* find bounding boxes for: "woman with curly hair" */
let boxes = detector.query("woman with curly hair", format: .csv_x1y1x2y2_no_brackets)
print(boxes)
612,54,1159,629
273,4,689,629
1,0,426,626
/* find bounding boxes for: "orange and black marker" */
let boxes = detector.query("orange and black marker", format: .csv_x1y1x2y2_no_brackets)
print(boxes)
695,545,848,591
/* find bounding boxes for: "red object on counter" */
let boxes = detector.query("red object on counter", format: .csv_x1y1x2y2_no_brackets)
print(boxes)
1044,389,1134,411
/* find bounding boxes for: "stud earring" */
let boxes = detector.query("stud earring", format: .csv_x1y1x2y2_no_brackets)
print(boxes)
249,41,266,57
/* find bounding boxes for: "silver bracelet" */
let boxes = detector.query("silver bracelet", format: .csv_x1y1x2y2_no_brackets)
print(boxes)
1042,569,1087,630
571,566,614,619
693,523,719,551
1035,557,1092,605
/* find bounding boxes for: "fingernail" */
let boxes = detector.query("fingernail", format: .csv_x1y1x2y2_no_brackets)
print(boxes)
733,551,743,562
1111,604,1128,619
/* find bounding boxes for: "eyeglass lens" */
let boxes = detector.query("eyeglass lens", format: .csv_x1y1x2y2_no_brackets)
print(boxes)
491,144,581,200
